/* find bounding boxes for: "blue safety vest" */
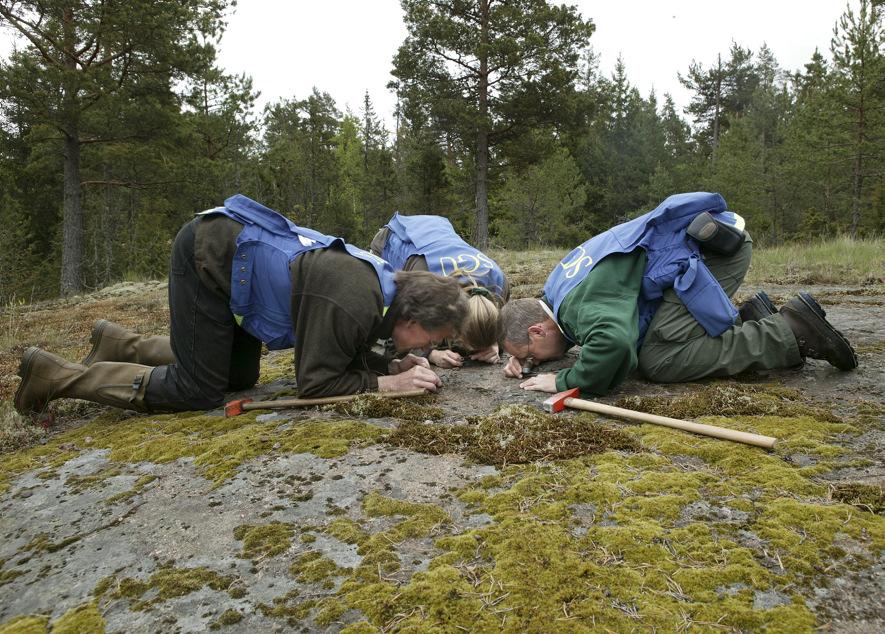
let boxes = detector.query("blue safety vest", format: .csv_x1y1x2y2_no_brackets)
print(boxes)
201,194,397,350
544,192,742,345
382,212,507,298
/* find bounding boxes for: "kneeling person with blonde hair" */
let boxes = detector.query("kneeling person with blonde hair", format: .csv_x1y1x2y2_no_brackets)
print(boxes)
370,212,509,367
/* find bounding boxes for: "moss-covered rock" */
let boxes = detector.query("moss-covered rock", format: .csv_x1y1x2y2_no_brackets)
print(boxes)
209,609,243,629
94,565,236,611
0,615,49,634
233,522,295,561
389,404,639,465
325,393,444,421
1,412,386,492
52,602,105,634
830,482,885,513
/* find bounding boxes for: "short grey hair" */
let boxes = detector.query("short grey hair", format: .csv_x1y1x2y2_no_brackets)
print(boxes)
499,298,548,346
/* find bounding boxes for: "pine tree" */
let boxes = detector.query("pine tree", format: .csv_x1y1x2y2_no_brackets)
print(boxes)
0,0,229,294
830,0,884,236
392,0,593,248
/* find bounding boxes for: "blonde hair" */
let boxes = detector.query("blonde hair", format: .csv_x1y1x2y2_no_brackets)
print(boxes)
458,291,501,351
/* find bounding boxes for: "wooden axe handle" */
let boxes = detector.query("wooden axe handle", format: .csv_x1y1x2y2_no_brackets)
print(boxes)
241,389,427,411
563,397,777,449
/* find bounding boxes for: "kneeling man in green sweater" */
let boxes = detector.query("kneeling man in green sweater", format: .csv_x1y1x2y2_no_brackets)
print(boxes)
500,193,857,396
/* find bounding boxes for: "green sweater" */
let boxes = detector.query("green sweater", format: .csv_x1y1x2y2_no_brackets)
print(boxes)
553,250,647,396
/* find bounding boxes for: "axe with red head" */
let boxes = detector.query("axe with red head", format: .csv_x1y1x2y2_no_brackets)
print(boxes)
543,388,776,449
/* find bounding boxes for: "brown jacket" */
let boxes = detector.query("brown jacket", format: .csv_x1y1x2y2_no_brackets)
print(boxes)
197,215,396,397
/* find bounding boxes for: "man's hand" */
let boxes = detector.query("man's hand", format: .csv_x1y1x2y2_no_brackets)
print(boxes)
428,349,463,368
518,372,558,393
503,355,524,378
388,353,430,374
378,366,443,392
469,344,499,364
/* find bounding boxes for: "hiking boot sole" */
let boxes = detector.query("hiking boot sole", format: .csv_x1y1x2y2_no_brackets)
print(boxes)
787,293,858,370
797,292,826,320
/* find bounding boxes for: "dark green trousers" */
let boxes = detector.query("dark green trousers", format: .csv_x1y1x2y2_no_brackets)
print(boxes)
638,234,802,383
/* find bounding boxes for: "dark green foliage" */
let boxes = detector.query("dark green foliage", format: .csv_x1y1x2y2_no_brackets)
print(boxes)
0,1,882,303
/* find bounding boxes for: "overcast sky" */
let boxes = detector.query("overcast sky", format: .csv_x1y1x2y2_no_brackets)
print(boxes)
216,0,858,130
0,1,860,129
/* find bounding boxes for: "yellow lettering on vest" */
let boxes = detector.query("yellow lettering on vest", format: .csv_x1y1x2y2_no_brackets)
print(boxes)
560,246,593,279
440,253,492,277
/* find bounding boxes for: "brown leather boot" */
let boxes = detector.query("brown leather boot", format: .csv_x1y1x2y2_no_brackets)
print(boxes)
779,293,858,370
15,347,152,415
82,320,174,366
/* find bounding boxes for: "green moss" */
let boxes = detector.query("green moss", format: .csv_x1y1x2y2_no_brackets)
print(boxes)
98,565,235,611
0,444,79,495
23,532,81,554
2,412,386,492
289,551,349,585
855,401,885,428
51,602,105,634
257,352,295,384
854,340,885,354
65,467,122,493
340,623,379,634
91,576,114,598
314,597,347,626
324,518,368,546
0,567,26,587
0,615,48,634
615,382,843,423
232,522,294,560
363,492,450,541
830,482,885,513
258,589,315,625
209,609,242,629
104,474,158,505
633,414,855,496
325,393,444,421
753,498,884,579
310,404,885,634
388,405,639,465
300,533,317,543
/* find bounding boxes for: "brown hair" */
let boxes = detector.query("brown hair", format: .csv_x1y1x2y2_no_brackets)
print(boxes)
499,298,548,346
394,271,468,331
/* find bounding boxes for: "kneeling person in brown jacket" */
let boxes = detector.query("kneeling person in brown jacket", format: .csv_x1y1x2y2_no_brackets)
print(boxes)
14,195,468,417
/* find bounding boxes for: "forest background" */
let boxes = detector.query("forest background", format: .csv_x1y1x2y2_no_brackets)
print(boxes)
0,0,882,302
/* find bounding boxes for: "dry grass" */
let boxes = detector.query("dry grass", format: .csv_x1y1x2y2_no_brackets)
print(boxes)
0,281,169,403
486,248,567,299
745,236,885,287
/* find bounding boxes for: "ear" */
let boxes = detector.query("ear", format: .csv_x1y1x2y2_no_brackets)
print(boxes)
527,323,546,337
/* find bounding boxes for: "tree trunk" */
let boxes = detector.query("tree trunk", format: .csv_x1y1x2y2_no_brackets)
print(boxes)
59,8,82,295
473,0,490,249
850,89,866,238
712,54,722,162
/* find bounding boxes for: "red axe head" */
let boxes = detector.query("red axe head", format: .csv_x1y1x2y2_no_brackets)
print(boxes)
542,388,580,413
224,398,253,418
